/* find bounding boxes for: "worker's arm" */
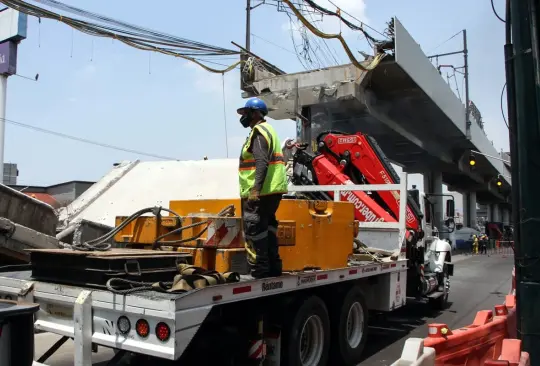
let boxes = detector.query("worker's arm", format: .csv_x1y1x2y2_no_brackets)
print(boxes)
249,129,271,193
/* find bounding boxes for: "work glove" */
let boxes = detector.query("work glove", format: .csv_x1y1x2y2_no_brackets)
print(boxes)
248,189,260,202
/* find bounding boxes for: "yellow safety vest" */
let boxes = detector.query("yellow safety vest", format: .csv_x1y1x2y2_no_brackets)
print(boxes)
238,122,288,198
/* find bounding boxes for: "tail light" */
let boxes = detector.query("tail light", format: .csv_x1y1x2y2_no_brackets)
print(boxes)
117,316,131,335
156,322,171,342
136,319,150,338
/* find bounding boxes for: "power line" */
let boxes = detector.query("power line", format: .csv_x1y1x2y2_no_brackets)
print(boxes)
426,30,463,54
2,117,179,160
490,0,506,22
250,33,297,55
221,74,229,158
501,82,510,129
2,0,241,74
325,0,387,39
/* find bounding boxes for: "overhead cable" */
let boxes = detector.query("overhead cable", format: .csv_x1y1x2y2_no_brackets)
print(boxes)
1,0,241,73
490,0,506,22
302,0,385,44
281,0,385,71
2,117,179,160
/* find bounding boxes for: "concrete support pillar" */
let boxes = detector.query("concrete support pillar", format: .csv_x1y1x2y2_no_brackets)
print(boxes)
487,204,493,222
462,192,477,228
502,208,510,226
492,204,501,222
424,171,443,232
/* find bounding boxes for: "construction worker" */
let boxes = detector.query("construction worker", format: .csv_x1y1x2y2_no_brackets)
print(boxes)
480,234,488,255
237,98,288,279
472,234,479,255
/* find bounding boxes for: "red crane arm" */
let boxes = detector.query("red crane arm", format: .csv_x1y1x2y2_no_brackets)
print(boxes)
318,132,422,232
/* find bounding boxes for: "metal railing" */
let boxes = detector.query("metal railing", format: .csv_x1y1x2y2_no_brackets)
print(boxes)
288,172,409,231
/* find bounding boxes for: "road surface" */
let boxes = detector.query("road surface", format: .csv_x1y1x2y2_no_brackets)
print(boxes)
360,253,514,365
34,253,514,365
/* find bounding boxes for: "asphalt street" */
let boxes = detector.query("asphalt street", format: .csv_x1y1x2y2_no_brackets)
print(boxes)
360,253,514,365
33,253,514,365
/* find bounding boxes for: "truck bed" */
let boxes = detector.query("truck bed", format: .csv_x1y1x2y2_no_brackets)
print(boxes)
0,257,406,308
0,258,408,360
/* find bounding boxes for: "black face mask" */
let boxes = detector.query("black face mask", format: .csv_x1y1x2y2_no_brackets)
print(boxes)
240,109,253,128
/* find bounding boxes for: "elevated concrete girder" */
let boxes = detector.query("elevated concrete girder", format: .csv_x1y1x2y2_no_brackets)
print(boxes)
244,17,511,204
253,65,458,169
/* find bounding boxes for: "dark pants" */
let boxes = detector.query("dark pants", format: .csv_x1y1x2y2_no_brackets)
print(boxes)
241,194,283,278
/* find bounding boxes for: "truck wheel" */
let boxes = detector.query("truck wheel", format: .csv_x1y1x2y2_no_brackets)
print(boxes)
330,286,368,365
430,254,450,310
282,296,330,366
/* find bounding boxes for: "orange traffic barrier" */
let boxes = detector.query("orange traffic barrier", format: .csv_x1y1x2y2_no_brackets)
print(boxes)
504,295,517,339
424,295,517,365
484,339,530,366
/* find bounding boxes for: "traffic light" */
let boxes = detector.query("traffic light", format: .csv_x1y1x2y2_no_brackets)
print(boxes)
496,177,503,187
469,153,476,167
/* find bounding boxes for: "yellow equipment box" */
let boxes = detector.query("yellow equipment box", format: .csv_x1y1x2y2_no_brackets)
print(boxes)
114,198,355,272
171,198,355,271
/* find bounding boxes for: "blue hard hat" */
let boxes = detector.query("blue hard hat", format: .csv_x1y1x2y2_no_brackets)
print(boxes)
237,98,268,116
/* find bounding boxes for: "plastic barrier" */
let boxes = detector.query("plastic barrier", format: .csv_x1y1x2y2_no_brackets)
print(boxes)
484,339,530,366
390,338,436,366
424,295,517,365
391,338,530,366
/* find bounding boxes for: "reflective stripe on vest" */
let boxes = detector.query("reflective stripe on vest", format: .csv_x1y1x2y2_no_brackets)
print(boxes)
238,122,288,198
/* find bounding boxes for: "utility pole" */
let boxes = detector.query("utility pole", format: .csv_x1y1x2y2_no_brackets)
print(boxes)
0,9,27,184
510,0,540,363
0,74,6,175
428,29,471,138
463,29,471,138
246,0,251,51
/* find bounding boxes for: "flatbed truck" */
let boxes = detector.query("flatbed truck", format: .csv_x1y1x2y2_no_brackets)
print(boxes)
0,172,454,366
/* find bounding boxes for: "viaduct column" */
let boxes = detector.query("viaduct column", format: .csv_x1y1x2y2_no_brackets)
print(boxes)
462,192,477,228
424,171,443,233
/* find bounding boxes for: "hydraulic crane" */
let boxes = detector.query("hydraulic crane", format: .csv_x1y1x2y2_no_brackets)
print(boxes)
287,131,426,245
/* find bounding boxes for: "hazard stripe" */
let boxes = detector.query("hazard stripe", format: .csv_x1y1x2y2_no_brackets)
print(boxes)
248,340,264,359
205,220,244,248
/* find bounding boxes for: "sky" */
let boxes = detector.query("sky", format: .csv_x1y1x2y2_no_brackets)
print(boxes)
2,0,509,214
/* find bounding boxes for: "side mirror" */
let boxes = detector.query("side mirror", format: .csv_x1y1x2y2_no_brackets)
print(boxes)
446,199,455,218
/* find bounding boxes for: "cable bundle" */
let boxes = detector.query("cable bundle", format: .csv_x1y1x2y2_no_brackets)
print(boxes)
1,0,241,73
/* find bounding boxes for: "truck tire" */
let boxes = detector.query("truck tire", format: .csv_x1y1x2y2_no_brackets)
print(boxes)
282,295,331,366
430,254,451,310
330,286,368,366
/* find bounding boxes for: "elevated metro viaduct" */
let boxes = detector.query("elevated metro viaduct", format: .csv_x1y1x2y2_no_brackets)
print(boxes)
240,17,512,231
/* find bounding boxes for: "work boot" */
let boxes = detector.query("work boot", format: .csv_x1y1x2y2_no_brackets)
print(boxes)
267,230,283,277
250,238,270,279
240,274,256,281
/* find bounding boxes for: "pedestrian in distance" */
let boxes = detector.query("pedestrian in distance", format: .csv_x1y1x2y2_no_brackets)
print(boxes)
480,235,488,255
237,97,289,279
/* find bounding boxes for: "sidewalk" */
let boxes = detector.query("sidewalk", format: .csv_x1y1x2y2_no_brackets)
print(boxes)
452,246,514,263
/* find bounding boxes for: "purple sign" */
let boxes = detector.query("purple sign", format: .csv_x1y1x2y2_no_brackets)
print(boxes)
0,41,17,76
